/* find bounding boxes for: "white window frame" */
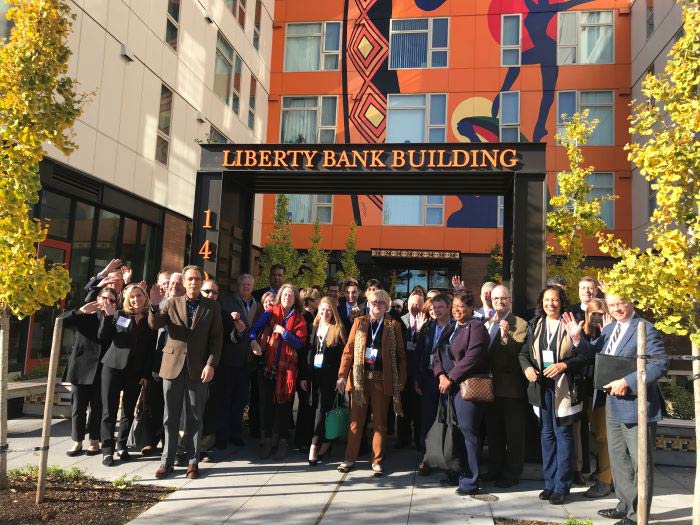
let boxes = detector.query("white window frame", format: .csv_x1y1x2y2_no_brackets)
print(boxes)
165,0,180,52
382,195,445,226
208,125,230,144
388,17,449,70
499,91,520,142
282,194,334,224
587,172,615,229
253,0,262,50
283,22,342,72
497,196,505,228
155,84,173,166
214,32,243,114
500,14,521,66
248,77,257,130
557,10,614,65
386,93,447,143
556,90,614,145
227,0,246,29
280,95,338,144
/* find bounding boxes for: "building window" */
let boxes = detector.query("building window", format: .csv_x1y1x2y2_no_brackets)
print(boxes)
389,18,448,69
383,195,444,226
501,14,521,66
248,78,257,129
0,2,12,40
225,0,246,29
155,85,173,165
214,32,242,113
499,91,520,142
497,196,505,228
281,96,337,144
253,0,262,49
587,172,614,228
165,0,180,51
209,125,230,144
646,4,654,40
284,22,341,71
285,194,333,224
557,90,613,145
557,10,613,65
386,94,446,143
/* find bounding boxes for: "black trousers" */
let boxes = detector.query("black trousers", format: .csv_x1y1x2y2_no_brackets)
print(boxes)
248,367,261,435
294,383,314,448
101,365,140,454
485,396,527,482
310,374,337,446
396,381,420,446
259,372,292,439
145,377,165,448
70,382,102,442
418,373,440,451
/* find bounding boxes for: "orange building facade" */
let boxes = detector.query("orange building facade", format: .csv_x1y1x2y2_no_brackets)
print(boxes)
261,0,632,295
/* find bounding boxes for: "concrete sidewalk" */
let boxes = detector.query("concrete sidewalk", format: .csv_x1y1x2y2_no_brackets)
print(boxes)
6,417,694,524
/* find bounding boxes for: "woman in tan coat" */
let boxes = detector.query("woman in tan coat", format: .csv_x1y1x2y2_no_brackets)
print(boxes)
336,289,406,476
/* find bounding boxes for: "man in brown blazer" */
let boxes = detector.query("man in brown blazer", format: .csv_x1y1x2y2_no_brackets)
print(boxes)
149,265,223,479
482,284,529,488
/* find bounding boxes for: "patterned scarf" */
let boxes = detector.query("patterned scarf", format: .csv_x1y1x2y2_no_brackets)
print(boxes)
351,315,403,417
261,304,307,403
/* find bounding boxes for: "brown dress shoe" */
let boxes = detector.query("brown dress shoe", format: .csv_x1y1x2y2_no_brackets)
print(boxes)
186,463,199,479
155,464,173,479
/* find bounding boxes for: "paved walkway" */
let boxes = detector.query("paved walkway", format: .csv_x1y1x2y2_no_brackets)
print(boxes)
6,417,694,524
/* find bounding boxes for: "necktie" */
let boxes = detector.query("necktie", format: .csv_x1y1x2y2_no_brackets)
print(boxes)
606,323,622,354
489,321,500,345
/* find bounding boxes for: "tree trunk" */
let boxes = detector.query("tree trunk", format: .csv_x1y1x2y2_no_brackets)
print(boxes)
0,312,9,490
693,337,699,525
637,321,648,525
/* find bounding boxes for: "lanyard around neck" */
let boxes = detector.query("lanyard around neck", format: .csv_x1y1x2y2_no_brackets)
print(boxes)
369,318,383,347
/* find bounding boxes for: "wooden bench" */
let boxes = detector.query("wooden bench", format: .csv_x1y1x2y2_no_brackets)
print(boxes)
7,380,47,399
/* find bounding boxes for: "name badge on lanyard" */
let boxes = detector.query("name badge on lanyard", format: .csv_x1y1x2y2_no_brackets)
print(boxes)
543,321,559,368
314,353,324,368
365,318,383,364
116,315,131,328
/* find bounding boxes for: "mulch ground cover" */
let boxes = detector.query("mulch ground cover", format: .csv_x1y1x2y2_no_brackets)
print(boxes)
494,520,566,525
0,469,173,525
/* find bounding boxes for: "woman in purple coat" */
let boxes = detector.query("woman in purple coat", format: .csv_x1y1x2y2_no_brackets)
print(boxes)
433,291,490,496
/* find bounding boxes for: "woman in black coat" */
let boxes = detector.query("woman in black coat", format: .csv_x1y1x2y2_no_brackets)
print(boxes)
98,283,156,466
61,288,118,456
307,297,347,465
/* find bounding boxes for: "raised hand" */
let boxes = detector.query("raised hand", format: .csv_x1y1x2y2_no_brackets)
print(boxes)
79,301,100,315
138,280,147,291
415,312,427,332
499,319,511,340
602,313,614,328
96,275,118,288
562,311,583,344
149,284,164,306
103,299,117,317
451,275,465,291
121,266,133,284
100,258,122,277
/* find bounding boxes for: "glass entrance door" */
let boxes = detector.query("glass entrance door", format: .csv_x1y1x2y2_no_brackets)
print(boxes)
23,238,72,375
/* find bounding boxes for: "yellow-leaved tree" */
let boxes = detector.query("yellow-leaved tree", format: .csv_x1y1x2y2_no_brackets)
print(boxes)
598,1,699,520
0,0,88,489
547,109,615,290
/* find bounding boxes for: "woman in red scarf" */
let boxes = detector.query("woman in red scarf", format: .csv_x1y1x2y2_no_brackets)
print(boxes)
249,283,307,460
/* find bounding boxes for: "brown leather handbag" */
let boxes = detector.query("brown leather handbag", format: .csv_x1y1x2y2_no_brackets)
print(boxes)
459,374,495,403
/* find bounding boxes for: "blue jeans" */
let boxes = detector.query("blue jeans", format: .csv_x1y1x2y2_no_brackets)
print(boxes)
540,386,574,494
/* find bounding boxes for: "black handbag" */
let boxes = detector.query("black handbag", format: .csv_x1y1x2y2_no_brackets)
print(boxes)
422,392,463,473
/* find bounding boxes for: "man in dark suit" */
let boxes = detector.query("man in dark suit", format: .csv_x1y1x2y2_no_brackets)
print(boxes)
149,265,223,479
252,264,285,302
415,293,454,461
217,273,263,447
398,292,425,449
337,278,361,333
482,284,529,487
571,295,667,525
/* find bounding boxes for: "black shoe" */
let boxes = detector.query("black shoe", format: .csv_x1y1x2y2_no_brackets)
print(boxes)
549,492,565,505
598,508,627,520
117,449,131,462
102,454,114,466
66,448,83,457
231,437,245,447
175,454,188,467
539,489,553,500
573,471,587,486
455,487,481,496
494,478,519,488
585,481,612,498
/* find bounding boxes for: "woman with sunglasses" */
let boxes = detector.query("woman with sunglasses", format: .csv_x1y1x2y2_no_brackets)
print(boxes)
336,289,406,476
99,283,157,466
306,297,347,465
61,288,118,457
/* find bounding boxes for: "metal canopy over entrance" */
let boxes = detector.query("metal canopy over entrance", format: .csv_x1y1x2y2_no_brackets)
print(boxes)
192,142,547,316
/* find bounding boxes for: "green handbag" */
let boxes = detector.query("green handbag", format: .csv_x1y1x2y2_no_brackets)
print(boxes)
325,394,350,440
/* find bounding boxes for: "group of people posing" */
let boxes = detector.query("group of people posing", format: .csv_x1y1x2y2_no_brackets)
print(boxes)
62,261,666,525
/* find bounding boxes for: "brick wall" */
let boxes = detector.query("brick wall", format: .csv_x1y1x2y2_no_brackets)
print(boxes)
460,255,490,301
161,212,187,272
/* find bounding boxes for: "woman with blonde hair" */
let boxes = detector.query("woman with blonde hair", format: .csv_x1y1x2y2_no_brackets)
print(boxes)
98,283,156,466
306,297,347,465
295,287,322,450
336,289,406,475
248,283,308,460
